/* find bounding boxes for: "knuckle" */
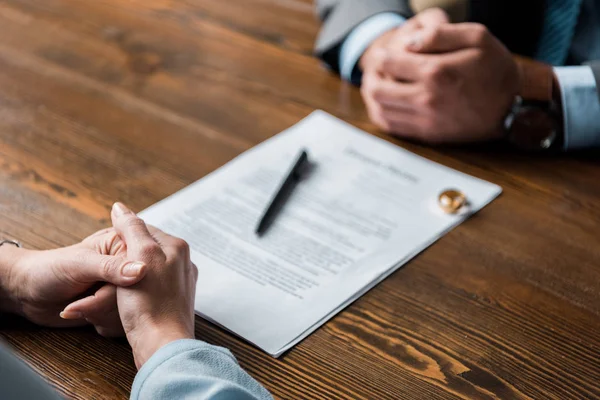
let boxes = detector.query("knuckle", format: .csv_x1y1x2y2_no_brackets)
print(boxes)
191,263,199,281
361,75,377,98
418,92,438,109
426,28,442,45
173,238,190,257
424,62,456,86
372,53,388,71
100,256,119,277
104,230,119,245
140,242,163,258
371,84,386,102
373,54,396,71
471,49,486,64
469,23,489,44
99,230,122,255
423,62,441,80
365,103,385,127
124,215,146,230
364,96,378,114
373,115,391,132
360,84,370,99
427,7,449,21
424,63,446,82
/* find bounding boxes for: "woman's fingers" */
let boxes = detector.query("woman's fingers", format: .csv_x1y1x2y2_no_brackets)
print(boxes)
61,284,125,337
61,284,116,317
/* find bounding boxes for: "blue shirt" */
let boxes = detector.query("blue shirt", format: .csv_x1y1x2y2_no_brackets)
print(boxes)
132,340,272,399
339,1,600,150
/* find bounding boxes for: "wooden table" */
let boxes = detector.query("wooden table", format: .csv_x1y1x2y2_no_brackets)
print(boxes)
0,1,599,399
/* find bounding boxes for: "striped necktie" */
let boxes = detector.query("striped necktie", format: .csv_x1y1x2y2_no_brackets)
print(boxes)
534,0,583,65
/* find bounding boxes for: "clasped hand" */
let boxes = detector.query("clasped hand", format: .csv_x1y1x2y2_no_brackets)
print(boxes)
0,203,197,368
360,8,521,144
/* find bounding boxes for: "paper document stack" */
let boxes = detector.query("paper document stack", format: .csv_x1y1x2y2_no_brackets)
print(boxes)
140,111,502,357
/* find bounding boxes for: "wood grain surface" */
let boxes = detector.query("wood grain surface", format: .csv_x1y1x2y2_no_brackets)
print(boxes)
0,1,599,399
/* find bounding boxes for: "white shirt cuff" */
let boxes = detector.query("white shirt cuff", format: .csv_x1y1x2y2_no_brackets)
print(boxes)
554,66,600,149
339,13,406,83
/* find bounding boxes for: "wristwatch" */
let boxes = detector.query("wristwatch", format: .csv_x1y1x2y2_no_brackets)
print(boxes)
505,57,564,151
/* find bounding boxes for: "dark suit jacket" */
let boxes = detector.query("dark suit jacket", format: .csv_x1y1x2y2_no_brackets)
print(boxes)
315,0,600,97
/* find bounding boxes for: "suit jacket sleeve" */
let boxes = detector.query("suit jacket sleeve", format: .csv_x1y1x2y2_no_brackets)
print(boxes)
314,0,413,72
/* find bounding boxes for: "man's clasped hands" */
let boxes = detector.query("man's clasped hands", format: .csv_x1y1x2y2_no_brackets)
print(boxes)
0,203,197,369
360,8,521,145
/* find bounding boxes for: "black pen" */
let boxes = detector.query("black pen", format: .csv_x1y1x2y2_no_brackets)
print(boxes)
255,149,310,236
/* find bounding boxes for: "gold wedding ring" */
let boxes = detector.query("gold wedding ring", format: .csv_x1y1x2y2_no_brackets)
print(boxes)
438,189,467,214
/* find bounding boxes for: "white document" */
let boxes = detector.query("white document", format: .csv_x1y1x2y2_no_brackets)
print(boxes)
139,111,502,357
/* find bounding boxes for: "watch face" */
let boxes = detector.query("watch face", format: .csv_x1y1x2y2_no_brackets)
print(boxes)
507,106,558,150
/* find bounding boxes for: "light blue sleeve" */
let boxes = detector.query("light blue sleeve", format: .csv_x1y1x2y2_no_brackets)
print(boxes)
554,66,600,149
131,339,273,400
339,13,406,85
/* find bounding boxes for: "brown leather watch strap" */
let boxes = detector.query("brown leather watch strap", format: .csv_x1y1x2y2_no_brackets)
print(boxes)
514,56,554,102
508,56,564,150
